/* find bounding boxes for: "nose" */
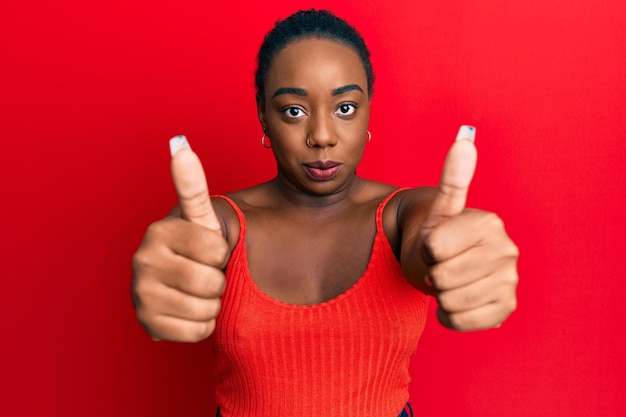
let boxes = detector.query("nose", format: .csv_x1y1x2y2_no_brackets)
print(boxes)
306,112,337,148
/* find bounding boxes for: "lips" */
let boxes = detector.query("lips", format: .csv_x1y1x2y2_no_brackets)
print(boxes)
303,161,342,181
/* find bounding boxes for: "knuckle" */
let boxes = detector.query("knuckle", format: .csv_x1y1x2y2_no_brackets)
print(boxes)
145,220,168,239
506,295,518,314
135,307,157,331
131,250,150,271
208,298,222,318
186,320,216,342
437,292,452,312
431,264,455,291
447,312,469,331
203,319,217,338
484,212,504,230
187,268,223,297
506,270,520,286
209,273,226,296
179,327,201,343
449,310,490,332
187,296,222,321
496,263,519,288
429,264,450,289
438,290,461,312
211,235,230,268
499,239,520,261
493,295,517,324
181,189,210,211
132,279,154,303
423,233,444,263
181,266,225,298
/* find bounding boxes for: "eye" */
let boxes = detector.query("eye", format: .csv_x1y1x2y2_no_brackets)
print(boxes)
282,106,306,118
336,103,357,116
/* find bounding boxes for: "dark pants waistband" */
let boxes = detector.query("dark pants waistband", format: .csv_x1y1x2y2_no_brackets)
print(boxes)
216,402,413,417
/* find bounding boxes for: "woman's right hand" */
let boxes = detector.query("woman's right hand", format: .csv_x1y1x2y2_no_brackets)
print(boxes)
132,137,230,342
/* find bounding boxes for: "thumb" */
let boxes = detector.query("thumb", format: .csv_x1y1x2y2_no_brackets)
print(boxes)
169,135,221,232
420,125,477,234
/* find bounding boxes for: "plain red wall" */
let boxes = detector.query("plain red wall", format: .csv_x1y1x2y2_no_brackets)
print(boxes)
2,0,625,416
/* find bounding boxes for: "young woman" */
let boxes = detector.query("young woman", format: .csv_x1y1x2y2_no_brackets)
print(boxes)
132,9,518,416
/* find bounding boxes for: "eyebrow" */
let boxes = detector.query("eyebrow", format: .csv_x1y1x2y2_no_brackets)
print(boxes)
332,84,364,96
271,84,364,99
272,87,307,99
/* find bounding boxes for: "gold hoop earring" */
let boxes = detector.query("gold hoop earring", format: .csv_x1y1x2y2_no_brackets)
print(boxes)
367,130,372,143
261,133,272,148
306,137,314,148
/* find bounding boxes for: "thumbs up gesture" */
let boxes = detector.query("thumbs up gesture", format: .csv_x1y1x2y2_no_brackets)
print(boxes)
132,136,230,342
419,127,519,331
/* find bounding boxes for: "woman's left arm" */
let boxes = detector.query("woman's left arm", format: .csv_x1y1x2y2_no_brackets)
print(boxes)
398,132,519,331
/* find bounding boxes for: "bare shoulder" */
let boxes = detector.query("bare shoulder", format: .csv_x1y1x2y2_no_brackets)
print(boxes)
379,184,438,257
362,180,437,219
209,183,271,250
392,186,438,224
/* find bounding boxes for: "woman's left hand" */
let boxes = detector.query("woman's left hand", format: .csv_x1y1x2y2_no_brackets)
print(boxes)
419,134,519,331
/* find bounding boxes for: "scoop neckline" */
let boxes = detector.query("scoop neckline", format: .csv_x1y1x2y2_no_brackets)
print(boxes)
216,188,404,310
239,230,382,310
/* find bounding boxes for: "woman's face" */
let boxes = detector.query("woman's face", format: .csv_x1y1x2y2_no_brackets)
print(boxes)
258,37,371,197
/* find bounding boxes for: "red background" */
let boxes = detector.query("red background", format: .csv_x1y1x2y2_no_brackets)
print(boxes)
2,0,625,416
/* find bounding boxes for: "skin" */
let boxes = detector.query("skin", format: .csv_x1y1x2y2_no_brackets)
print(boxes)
131,37,519,342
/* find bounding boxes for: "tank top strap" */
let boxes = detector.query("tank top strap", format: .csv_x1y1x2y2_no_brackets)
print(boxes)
375,187,410,231
211,195,246,239
214,190,408,241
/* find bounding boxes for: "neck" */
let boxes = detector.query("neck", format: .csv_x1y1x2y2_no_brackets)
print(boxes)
271,170,364,210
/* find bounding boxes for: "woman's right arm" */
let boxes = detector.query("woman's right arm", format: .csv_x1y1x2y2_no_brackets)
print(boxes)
131,143,232,342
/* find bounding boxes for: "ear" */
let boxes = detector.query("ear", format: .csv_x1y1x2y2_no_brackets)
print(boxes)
256,93,267,131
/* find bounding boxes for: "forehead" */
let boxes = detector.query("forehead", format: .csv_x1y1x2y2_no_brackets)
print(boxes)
266,38,367,95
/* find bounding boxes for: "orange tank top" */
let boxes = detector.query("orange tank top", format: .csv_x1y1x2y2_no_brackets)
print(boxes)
210,190,429,416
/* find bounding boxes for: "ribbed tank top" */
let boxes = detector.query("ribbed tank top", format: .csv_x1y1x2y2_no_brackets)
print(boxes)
210,189,429,417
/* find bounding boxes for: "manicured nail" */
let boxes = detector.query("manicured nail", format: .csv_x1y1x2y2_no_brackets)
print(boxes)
455,125,476,143
169,135,191,156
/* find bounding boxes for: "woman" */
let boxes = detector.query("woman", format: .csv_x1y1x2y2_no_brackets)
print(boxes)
132,9,518,416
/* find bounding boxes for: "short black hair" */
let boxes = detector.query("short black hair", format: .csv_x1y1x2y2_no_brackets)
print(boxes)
255,9,375,102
